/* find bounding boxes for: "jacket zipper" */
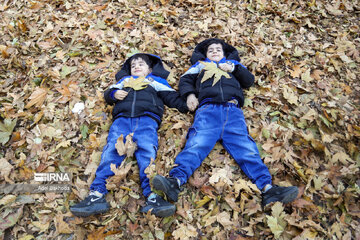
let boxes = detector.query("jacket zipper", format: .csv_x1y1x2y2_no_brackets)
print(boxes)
151,94,156,106
219,78,224,102
131,90,136,117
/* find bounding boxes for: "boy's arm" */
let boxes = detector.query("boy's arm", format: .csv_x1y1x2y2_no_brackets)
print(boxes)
149,76,189,113
104,88,120,104
179,63,203,98
158,90,189,113
232,63,255,89
103,79,126,104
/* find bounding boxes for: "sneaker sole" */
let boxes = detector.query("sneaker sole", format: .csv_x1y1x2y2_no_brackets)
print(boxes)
152,175,178,202
281,187,299,204
152,206,176,218
263,187,299,206
70,204,110,217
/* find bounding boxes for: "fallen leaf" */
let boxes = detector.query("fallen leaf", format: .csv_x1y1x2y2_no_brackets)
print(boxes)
0,118,17,145
200,61,231,86
172,224,198,240
0,195,16,205
217,211,233,228
32,221,50,233
123,77,150,91
54,214,73,235
282,85,298,105
107,162,132,186
87,226,121,240
209,168,233,185
0,205,24,236
115,134,126,156
25,87,48,109
60,65,77,78
0,158,13,183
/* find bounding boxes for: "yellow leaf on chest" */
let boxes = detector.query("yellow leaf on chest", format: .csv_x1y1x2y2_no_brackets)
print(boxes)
200,61,231,86
123,76,150,90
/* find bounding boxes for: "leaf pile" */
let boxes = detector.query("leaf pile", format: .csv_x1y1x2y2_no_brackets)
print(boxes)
0,0,359,239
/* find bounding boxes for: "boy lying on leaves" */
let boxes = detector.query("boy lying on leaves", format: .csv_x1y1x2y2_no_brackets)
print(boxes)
153,38,299,210
70,53,188,218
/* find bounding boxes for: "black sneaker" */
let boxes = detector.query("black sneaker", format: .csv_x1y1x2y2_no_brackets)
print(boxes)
141,194,176,217
152,175,180,202
262,185,299,207
70,191,110,217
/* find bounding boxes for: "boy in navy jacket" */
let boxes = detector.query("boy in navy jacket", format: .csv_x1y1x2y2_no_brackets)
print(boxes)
70,53,188,218
152,39,298,209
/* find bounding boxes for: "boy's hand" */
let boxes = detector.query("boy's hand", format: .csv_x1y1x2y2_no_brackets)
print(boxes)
114,90,128,100
187,94,199,111
219,63,234,72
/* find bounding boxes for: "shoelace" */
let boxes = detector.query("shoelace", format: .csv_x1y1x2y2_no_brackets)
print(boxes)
89,191,98,196
147,194,157,203
88,191,102,200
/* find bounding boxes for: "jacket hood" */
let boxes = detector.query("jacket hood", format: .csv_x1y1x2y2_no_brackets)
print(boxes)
115,53,170,81
190,38,240,65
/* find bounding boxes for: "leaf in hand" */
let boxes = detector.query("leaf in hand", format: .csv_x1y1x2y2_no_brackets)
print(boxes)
123,76,150,90
200,61,231,86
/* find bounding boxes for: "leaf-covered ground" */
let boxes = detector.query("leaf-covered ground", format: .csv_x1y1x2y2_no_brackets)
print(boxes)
1,0,359,239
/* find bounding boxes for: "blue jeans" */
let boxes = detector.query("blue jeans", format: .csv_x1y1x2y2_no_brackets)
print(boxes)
90,116,158,197
169,103,272,190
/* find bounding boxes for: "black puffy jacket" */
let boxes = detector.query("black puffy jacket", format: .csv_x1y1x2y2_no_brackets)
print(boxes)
179,38,255,107
104,54,188,123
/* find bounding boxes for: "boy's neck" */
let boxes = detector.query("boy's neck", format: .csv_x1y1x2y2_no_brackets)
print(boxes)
205,57,226,63
131,73,152,78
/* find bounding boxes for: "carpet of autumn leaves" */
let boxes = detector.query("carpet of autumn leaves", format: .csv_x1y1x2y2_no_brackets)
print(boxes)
0,0,359,239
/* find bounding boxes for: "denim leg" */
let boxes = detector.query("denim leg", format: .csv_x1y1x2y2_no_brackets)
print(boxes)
132,117,159,197
221,107,272,190
90,117,130,195
170,104,221,185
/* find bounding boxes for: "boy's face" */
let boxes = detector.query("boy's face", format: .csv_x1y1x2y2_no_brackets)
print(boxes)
206,43,224,62
130,58,152,77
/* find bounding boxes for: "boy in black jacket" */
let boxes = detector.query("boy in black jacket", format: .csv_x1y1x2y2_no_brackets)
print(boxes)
152,39,298,208
70,53,188,218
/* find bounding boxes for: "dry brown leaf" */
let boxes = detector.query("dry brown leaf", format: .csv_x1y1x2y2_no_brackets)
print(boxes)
188,170,209,188
87,226,121,240
172,224,198,240
115,134,126,156
54,215,73,235
123,77,150,91
0,158,13,183
108,162,132,184
25,87,48,109
200,61,231,86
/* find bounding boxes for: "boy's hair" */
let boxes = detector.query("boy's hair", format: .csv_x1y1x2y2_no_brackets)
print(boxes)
129,54,152,68
204,39,225,53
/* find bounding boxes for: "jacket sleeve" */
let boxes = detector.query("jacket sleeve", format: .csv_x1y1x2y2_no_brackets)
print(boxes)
179,63,203,98
103,78,127,104
104,88,119,105
232,63,255,89
158,90,189,113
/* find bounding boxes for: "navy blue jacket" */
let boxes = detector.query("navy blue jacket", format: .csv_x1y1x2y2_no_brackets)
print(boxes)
104,54,188,123
179,38,255,107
